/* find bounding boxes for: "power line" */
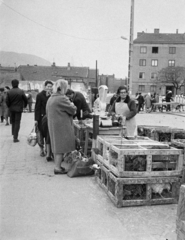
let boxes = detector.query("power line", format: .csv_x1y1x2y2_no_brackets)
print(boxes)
1,1,120,42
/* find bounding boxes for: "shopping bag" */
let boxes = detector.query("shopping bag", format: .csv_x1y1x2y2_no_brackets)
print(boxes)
67,154,95,178
27,125,37,147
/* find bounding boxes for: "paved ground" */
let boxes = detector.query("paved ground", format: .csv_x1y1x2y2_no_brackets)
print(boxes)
1,112,185,240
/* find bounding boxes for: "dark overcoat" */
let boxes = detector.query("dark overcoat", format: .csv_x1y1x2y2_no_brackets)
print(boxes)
46,93,76,154
6,87,27,112
35,90,50,122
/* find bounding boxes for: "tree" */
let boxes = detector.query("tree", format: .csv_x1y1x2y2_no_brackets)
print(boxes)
156,66,185,94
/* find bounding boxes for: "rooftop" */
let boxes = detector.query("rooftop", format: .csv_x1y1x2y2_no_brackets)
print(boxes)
134,29,185,44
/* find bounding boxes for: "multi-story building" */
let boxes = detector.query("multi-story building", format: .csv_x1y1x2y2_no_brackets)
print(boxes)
132,29,185,95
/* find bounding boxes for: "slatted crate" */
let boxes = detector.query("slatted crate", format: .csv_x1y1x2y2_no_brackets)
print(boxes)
108,172,181,207
176,185,185,240
96,135,153,167
138,125,185,143
95,160,109,193
107,143,183,178
95,164,182,207
171,139,185,183
73,120,87,149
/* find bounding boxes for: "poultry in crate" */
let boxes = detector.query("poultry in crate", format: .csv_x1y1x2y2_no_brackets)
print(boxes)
151,183,171,198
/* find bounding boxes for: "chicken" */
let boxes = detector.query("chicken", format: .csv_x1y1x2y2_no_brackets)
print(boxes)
151,183,171,198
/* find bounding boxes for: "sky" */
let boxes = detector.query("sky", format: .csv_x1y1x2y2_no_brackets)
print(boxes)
0,0,185,78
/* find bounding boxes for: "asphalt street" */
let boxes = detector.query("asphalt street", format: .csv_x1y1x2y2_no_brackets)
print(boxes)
0,112,185,240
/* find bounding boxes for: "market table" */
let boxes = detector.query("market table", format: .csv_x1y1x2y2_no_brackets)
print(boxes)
153,101,185,112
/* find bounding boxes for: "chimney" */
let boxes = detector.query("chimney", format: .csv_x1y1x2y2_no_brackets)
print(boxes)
176,29,178,34
154,29,160,34
137,31,144,38
67,62,70,70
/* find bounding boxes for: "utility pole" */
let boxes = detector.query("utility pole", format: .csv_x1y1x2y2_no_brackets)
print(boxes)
128,0,134,94
96,60,98,87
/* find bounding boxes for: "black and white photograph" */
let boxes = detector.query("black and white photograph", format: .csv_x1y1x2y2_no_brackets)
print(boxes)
0,0,185,239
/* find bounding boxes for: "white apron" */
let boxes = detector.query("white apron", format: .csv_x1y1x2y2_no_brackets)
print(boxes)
115,102,136,137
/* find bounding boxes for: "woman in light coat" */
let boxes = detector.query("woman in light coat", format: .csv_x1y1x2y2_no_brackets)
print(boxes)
46,79,76,174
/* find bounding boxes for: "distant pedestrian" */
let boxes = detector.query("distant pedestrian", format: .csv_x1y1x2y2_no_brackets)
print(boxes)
3,86,11,125
137,93,144,112
6,79,27,142
26,90,33,112
34,80,53,157
145,93,151,113
166,90,173,111
0,88,4,122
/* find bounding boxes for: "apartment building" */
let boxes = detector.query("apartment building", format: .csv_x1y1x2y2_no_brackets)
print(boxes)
132,29,185,95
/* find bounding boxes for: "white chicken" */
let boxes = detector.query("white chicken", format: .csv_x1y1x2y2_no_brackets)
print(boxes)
151,183,171,198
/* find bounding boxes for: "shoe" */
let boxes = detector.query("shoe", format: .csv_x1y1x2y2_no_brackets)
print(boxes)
40,151,46,157
5,123,9,126
54,168,67,175
46,156,53,162
13,139,20,143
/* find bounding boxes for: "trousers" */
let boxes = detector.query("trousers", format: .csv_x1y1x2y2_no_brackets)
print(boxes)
11,111,22,140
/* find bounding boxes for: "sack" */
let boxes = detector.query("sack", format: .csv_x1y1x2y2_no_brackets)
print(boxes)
67,154,95,178
27,125,37,147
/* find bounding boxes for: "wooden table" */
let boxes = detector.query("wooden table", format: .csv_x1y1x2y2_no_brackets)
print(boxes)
84,122,124,156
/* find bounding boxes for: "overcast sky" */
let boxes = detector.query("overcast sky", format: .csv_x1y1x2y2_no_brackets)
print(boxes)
0,0,185,78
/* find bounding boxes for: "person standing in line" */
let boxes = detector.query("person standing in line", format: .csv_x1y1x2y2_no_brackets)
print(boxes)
6,79,27,142
46,79,76,174
3,86,11,125
34,80,53,157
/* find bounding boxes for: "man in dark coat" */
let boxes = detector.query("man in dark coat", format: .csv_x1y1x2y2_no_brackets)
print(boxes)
166,90,173,111
137,93,144,112
66,89,91,120
6,79,27,142
34,80,53,156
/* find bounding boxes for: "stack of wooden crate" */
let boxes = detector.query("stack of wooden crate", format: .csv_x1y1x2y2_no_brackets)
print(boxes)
137,125,185,143
94,135,183,207
176,184,185,240
171,139,185,183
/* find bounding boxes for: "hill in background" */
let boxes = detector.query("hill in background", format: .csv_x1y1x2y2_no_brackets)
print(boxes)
0,51,51,66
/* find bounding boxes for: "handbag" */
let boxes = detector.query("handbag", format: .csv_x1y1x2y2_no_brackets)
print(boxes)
27,125,38,147
67,155,95,178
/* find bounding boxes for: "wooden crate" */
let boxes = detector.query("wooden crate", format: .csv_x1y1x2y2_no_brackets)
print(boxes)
107,144,183,178
96,135,153,163
73,121,87,148
171,139,185,183
96,165,181,207
138,125,185,143
176,185,185,240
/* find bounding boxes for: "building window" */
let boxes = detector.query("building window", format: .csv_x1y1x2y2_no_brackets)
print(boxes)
139,72,145,79
169,60,175,66
150,85,157,92
140,46,147,53
138,85,145,92
152,47,159,53
151,72,157,79
151,60,158,66
169,47,176,54
139,59,146,66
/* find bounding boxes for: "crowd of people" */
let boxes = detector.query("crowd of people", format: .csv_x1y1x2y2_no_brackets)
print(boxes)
2,78,183,175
